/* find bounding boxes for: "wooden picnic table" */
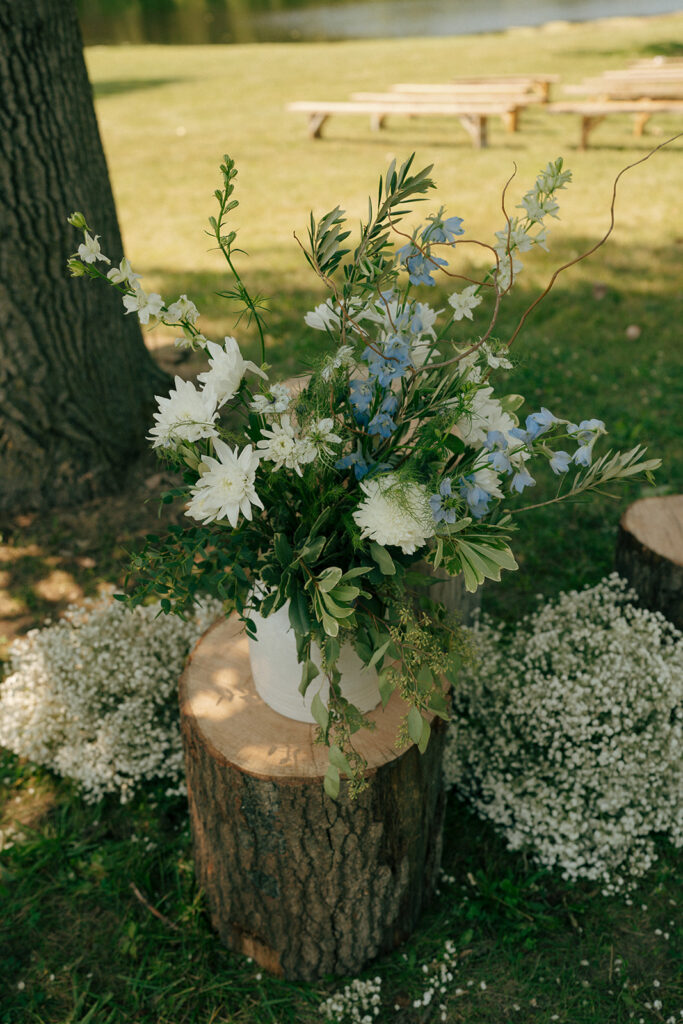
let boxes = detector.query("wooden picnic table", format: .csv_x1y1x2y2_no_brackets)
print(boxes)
546,99,683,148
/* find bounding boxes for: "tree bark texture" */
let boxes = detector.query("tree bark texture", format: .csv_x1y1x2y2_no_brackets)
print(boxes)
179,616,447,981
614,495,683,629
0,0,168,518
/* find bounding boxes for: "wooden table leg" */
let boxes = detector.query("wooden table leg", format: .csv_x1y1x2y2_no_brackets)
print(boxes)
308,113,329,139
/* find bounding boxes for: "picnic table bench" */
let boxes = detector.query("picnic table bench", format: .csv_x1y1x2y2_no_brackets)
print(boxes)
546,99,683,148
350,89,543,132
287,97,532,147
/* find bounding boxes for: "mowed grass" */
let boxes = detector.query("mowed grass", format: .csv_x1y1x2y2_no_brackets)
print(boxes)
1,13,682,1024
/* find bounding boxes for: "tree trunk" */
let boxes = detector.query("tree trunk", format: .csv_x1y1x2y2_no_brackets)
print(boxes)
179,616,447,981
0,0,168,518
614,495,683,629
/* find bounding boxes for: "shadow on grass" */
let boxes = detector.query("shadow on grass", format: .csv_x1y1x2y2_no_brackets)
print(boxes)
93,77,183,99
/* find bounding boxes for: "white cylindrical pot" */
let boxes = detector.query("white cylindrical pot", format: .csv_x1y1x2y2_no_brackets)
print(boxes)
247,600,381,723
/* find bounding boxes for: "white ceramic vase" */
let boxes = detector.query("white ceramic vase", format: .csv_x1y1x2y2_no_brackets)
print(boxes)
247,600,381,723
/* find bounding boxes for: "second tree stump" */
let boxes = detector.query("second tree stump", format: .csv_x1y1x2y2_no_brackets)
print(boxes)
615,494,683,629
179,615,447,981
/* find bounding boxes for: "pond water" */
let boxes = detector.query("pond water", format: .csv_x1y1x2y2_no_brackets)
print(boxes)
78,0,683,46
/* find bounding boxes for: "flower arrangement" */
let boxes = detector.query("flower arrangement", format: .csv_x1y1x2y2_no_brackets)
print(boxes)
0,593,220,803
67,155,659,796
443,575,683,891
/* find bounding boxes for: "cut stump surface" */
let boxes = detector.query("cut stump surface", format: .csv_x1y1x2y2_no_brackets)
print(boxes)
615,494,683,628
179,615,447,981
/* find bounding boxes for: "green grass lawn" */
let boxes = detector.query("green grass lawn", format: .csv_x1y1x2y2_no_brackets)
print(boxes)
1,12,682,1023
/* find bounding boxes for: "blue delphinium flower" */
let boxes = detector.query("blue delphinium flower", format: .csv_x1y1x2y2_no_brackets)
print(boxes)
549,450,571,474
380,392,399,416
567,419,605,467
485,430,512,474
335,447,370,480
511,467,536,493
430,478,457,524
525,407,557,439
349,378,374,423
363,338,412,387
459,475,491,519
422,212,465,244
397,243,447,287
368,411,397,439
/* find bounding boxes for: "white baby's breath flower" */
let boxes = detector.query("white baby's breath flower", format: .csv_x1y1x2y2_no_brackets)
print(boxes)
448,285,481,321
185,440,262,527
148,376,218,448
353,474,435,554
77,232,110,265
166,294,200,325
122,285,164,325
197,337,267,408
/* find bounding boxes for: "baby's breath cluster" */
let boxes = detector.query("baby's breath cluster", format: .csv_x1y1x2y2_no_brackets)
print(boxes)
443,575,683,891
0,594,220,803
319,976,382,1023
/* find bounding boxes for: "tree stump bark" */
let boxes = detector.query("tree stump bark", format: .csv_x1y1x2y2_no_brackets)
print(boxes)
615,495,683,629
179,615,447,981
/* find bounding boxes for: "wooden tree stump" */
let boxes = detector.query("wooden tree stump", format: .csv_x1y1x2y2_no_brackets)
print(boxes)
179,615,447,981
615,495,683,629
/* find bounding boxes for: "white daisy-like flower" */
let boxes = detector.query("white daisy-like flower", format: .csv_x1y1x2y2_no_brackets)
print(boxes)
77,232,110,265
123,285,164,325
353,474,435,554
448,285,481,322
305,418,343,459
166,294,200,325
185,441,262,527
106,257,140,287
257,415,306,474
148,376,218,448
197,337,267,408
453,386,516,449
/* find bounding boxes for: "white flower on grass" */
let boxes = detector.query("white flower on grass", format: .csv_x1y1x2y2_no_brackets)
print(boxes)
518,191,560,223
148,376,219,448
250,382,291,417
353,474,435,554
494,221,536,256
123,285,164,325
77,232,110,265
454,387,516,448
185,441,262,527
166,294,200,325
448,285,482,321
106,257,140,287
197,337,267,408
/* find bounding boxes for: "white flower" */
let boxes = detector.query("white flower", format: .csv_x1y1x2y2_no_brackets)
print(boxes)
185,441,262,527
257,415,308,474
251,382,291,417
197,338,267,408
494,221,536,256
453,387,516,448
306,418,342,459
174,330,208,351
166,294,200,325
471,466,504,499
148,376,218,448
77,232,110,265
321,345,355,381
123,285,164,325
448,285,481,321
304,300,341,331
106,257,140,286
495,253,524,291
353,474,435,554
518,191,560,223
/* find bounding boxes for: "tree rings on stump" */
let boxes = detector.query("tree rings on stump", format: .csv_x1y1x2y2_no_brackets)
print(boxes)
615,494,683,628
179,615,447,981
